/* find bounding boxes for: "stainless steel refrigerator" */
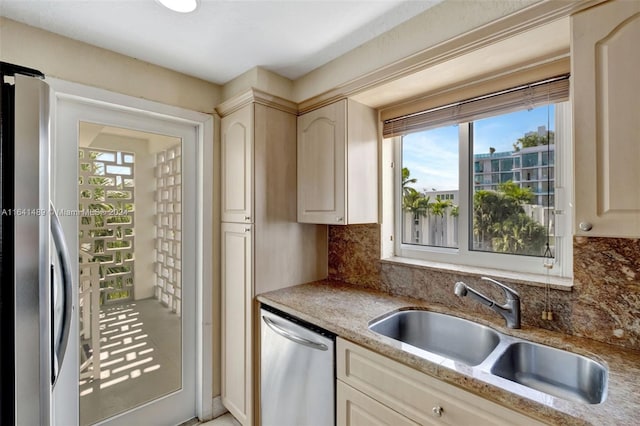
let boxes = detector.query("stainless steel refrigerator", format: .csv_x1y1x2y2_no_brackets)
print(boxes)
1,62,74,425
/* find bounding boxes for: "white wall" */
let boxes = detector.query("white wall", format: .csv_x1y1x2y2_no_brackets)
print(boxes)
0,17,222,112
291,0,541,103
217,1,542,104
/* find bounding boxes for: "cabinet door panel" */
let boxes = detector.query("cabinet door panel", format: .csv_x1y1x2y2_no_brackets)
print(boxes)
573,0,640,236
221,223,252,425
221,105,253,223
297,100,346,224
337,381,421,426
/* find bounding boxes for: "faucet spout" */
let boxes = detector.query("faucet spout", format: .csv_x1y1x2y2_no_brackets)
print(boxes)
454,277,521,329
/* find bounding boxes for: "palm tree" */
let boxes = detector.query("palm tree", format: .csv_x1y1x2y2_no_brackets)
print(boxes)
403,188,431,243
430,198,452,245
402,167,417,196
449,204,459,245
498,181,534,204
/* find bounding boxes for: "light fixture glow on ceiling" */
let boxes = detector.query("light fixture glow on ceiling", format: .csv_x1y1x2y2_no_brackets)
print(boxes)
157,0,198,13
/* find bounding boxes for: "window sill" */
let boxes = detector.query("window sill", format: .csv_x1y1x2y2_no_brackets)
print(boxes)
381,256,573,291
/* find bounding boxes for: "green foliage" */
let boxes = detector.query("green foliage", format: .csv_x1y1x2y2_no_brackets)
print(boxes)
401,168,457,219
497,181,534,204
107,190,130,199
490,214,547,255
403,188,431,218
512,131,555,152
107,240,130,249
473,182,546,256
430,198,452,218
402,167,417,196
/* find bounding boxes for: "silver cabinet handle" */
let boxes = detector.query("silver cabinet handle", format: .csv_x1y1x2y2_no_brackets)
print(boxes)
262,315,328,351
432,406,443,417
244,216,251,221
50,202,73,386
336,217,343,222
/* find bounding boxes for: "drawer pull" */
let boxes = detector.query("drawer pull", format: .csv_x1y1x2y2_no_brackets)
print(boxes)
432,406,443,417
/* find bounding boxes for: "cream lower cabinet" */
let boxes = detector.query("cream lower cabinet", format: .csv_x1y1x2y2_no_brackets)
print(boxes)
337,381,419,426
337,338,545,426
221,223,253,425
572,0,640,237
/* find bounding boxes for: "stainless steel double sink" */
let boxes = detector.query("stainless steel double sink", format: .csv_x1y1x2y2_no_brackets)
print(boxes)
368,309,608,405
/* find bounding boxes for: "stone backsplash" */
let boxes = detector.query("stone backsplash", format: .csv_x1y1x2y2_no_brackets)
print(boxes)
328,224,640,352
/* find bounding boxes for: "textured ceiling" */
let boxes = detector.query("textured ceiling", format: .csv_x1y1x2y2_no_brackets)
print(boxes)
0,0,443,84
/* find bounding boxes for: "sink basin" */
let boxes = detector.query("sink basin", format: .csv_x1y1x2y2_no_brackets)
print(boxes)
491,342,608,404
368,310,500,366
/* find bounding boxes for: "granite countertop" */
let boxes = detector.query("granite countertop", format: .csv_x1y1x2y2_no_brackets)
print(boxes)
257,280,640,426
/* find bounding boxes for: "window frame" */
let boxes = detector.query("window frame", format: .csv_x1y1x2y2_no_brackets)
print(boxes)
391,102,572,280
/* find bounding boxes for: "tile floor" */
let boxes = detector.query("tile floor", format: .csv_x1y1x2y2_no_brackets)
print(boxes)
200,413,241,426
79,298,181,425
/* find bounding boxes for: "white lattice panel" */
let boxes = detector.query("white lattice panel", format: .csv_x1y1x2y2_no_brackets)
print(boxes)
155,145,182,316
79,148,135,304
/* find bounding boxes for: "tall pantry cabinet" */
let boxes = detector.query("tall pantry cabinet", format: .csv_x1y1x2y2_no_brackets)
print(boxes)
218,90,328,426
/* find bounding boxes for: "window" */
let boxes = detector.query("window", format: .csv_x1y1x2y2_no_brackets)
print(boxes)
387,76,571,277
401,126,458,248
500,158,513,170
522,153,538,168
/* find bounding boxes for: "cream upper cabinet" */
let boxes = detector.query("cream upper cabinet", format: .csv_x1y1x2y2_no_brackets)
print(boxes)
297,99,378,225
572,0,640,237
337,338,544,426
221,104,253,223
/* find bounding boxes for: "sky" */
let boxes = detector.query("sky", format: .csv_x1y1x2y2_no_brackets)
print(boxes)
402,104,555,192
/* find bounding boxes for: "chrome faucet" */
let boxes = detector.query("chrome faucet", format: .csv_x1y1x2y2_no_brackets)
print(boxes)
454,277,521,329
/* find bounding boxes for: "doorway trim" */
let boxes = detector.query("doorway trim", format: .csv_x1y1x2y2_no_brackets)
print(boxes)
49,77,214,422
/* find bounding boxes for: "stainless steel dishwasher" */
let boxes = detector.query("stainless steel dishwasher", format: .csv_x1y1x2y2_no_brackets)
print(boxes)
260,305,335,426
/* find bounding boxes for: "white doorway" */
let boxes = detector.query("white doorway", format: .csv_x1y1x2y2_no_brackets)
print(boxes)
51,80,213,426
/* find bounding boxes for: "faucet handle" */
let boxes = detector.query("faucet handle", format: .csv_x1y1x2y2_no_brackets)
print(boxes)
480,276,519,301
454,281,468,297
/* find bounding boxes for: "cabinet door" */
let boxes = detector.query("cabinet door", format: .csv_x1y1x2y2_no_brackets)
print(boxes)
337,338,544,426
573,0,640,237
221,105,253,223
221,223,253,425
337,381,420,426
297,100,346,224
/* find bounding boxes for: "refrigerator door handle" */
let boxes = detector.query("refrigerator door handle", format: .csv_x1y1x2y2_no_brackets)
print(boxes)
262,315,328,351
50,202,73,386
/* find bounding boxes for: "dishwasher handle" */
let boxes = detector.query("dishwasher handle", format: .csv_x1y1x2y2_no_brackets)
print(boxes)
262,315,328,351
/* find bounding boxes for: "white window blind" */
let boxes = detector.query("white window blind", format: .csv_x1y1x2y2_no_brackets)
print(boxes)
383,75,569,138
